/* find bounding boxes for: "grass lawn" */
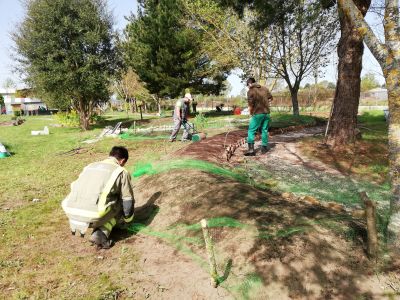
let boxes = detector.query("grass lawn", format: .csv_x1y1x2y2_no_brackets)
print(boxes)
0,114,184,298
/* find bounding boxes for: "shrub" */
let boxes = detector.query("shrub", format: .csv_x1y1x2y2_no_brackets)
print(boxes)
90,113,104,124
54,110,80,127
193,112,208,130
54,110,104,127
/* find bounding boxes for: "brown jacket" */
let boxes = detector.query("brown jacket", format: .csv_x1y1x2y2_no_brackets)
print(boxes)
247,83,273,115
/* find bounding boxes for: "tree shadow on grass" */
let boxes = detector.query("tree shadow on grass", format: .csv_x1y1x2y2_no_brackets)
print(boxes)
91,117,151,130
111,191,161,242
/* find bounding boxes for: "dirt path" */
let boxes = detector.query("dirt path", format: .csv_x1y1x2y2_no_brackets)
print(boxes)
179,125,329,164
181,126,390,210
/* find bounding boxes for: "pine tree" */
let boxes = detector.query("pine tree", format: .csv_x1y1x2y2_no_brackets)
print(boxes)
123,0,229,108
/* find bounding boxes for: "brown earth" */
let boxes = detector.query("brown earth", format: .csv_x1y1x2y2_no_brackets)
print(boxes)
113,126,398,299
129,169,391,299
177,125,326,164
0,121,15,126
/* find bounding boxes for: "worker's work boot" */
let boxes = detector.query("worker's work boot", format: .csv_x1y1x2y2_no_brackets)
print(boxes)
244,143,255,156
90,229,113,249
261,145,269,154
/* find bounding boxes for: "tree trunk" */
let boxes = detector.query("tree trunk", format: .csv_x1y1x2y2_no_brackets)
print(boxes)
154,95,162,116
289,87,300,116
139,105,143,120
326,0,371,147
130,98,135,113
80,112,90,130
77,99,90,130
386,65,400,246
336,0,400,251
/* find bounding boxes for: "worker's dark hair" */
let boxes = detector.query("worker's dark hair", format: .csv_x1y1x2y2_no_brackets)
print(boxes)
109,146,129,161
247,77,256,86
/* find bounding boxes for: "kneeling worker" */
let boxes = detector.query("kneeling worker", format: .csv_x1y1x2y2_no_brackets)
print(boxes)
62,146,135,249
245,77,273,156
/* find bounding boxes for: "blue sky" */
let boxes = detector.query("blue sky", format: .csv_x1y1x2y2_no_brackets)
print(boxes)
0,0,384,96
0,0,139,88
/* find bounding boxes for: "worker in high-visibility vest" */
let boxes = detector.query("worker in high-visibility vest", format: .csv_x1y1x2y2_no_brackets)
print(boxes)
169,93,192,142
62,146,135,249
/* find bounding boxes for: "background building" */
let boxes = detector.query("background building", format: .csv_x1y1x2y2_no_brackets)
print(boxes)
0,88,47,115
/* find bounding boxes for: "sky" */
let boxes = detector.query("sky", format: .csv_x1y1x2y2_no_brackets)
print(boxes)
0,0,385,96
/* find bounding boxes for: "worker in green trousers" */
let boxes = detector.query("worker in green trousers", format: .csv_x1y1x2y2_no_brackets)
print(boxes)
245,77,273,156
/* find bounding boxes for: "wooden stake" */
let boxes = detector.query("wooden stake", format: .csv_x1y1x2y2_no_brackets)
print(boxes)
360,191,378,260
200,219,219,287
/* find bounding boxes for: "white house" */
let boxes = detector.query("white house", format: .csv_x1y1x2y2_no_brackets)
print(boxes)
0,88,47,115
361,87,388,101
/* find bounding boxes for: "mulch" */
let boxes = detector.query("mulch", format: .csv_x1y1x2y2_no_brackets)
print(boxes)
176,124,320,163
175,130,247,163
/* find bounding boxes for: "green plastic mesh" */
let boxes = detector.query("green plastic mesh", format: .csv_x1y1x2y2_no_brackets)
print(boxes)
132,159,250,184
125,217,275,297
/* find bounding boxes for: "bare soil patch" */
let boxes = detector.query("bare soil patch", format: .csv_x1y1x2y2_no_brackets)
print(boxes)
130,169,392,299
0,121,15,126
178,125,325,164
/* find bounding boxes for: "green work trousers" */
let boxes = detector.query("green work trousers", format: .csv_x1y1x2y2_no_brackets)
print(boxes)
247,113,270,146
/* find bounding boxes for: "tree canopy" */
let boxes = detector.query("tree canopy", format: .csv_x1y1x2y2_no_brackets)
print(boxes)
13,0,119,129
123,0,230,101
361,72,380,92
212,0,338,115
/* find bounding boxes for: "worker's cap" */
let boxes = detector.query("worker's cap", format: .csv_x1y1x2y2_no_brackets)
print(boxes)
184,93,193,100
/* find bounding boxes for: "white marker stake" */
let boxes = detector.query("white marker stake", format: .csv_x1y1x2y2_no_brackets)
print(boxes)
200,219,218,287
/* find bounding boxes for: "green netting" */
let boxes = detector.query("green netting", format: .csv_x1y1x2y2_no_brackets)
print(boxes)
132,159,250,184
127,222,208,268
176,217,248,231
125,217,298,295
125,216,315,296
233,273,264,300
120,132,169,140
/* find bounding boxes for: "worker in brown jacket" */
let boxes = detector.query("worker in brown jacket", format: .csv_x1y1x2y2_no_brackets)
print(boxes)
245,77,273,156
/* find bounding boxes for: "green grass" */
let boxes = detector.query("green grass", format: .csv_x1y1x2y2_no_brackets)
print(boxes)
270,112,321,128
0,114,183,299
357,110,388,142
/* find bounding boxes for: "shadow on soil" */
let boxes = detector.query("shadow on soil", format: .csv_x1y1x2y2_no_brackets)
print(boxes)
111,191,161,242
136,169,377,299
